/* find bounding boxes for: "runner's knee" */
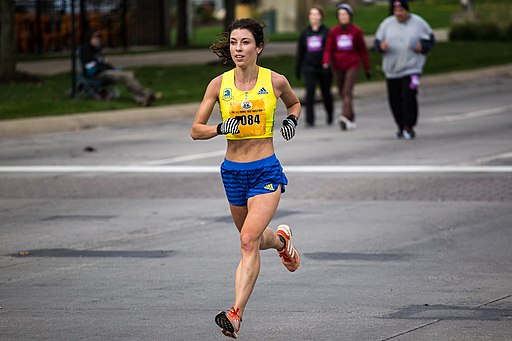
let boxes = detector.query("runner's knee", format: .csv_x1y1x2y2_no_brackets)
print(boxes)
240,232,260,254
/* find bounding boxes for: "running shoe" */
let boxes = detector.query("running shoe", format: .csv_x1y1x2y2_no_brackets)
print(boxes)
215,307,241,339
339,116,348,130
402,128,416,140
346,120,357,130
276,224,300,272
339,116,357,131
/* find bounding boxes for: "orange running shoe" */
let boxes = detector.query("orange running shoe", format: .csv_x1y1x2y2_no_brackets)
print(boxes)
276,224,300,272
215,307,241,339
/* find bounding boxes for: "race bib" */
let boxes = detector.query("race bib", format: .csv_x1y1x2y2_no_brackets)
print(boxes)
336,34,353,51
409,74,421,90
307,36,323,52
229,99,266,137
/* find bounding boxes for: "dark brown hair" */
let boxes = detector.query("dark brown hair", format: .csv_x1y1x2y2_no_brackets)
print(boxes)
211,18,266,66
308,6,325,19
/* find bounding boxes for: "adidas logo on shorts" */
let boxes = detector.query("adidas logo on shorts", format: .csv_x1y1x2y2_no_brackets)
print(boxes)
264,183,274,191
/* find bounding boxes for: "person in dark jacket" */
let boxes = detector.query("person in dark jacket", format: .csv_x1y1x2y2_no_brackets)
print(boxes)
323,3,371,131
296,6,333,127
80,29,161,106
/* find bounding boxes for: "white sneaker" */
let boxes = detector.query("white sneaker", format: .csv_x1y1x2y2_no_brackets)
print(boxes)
339,116,349,130
346,120,357,130
339,116,356,131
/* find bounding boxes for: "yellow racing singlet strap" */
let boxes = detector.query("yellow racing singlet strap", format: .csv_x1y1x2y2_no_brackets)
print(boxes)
219,67,277,140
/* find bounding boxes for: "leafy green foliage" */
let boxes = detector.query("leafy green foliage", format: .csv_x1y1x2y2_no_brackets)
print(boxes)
450,22,511,41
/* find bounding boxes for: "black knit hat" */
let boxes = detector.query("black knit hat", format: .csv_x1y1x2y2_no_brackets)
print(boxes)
393,0,409,11
337,3,353,17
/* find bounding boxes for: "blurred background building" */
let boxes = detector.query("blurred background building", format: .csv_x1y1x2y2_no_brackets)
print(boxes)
8,0,341,55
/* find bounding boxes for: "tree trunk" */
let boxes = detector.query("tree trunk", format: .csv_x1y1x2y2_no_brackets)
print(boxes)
0,0,16,76
176,0,188,47
223,0,235,32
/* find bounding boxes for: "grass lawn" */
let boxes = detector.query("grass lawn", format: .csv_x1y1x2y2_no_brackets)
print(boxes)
2,0,511,120
189,0,510,46
190,1,461,47
1,41,511,121
322,1,459,36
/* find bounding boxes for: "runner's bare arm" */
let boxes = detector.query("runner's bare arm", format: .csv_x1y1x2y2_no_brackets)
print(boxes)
271,71,301,120
190,76,222,140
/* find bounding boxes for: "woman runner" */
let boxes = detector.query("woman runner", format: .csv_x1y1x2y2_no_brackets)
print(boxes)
190,18,301,339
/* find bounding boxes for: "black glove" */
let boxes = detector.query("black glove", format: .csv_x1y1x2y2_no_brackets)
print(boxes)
365,71,372,80
280,115,298,141
217,117,240,135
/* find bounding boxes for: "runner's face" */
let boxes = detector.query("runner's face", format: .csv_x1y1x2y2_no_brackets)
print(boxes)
337,10,350,25
394,7,409,22
308,8,322,27
230,29,261,67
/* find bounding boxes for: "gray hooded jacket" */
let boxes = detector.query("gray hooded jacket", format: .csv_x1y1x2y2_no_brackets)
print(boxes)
374,14,435,79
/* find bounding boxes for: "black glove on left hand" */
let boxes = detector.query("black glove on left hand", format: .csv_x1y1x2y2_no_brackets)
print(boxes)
217,117,240,135
280,115,298,141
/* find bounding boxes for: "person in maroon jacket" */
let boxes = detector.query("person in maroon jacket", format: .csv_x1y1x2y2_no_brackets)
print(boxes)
322,3,371,131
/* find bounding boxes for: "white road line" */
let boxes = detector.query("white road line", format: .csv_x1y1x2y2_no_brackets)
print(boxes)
285,165,512,173
139,106,510,166
469,151,512,166
426,105,512,123
141,150,225,165
0,166,218,173
1,165,511,173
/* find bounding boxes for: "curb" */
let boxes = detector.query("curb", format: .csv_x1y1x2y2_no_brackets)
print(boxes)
0,103,197,139
2,64,511,139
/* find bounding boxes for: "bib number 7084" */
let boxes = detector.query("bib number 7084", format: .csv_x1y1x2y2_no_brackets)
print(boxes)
236,114,261,126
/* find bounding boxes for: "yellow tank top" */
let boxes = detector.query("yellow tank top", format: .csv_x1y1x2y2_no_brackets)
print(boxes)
219,67,277,140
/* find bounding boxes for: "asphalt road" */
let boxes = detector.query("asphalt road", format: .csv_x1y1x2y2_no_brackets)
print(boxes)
1,76,511,340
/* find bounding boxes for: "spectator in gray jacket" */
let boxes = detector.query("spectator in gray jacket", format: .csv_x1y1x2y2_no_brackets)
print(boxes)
374,0,435,139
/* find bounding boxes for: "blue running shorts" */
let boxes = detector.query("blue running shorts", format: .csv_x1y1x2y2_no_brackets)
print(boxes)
220,154,288,207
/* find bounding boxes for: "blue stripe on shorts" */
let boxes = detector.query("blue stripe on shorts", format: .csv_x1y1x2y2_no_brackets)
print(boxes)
220,154,288,207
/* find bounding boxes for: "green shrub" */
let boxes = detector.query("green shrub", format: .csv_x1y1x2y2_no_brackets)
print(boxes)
449,22,479,41
450,22,505,41
505,23,512,41
478,22,502,40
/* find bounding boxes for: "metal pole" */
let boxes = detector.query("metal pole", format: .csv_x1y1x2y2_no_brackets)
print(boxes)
79,0,87,45
36,0,42,54
121,0,127,50
70,0,77,99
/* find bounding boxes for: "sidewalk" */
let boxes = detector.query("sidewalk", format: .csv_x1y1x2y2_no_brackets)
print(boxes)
3,62,512,139
16,29,449,76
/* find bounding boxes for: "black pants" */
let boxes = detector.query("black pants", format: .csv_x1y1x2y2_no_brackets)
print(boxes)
304,68,334,125
386,75,418,131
